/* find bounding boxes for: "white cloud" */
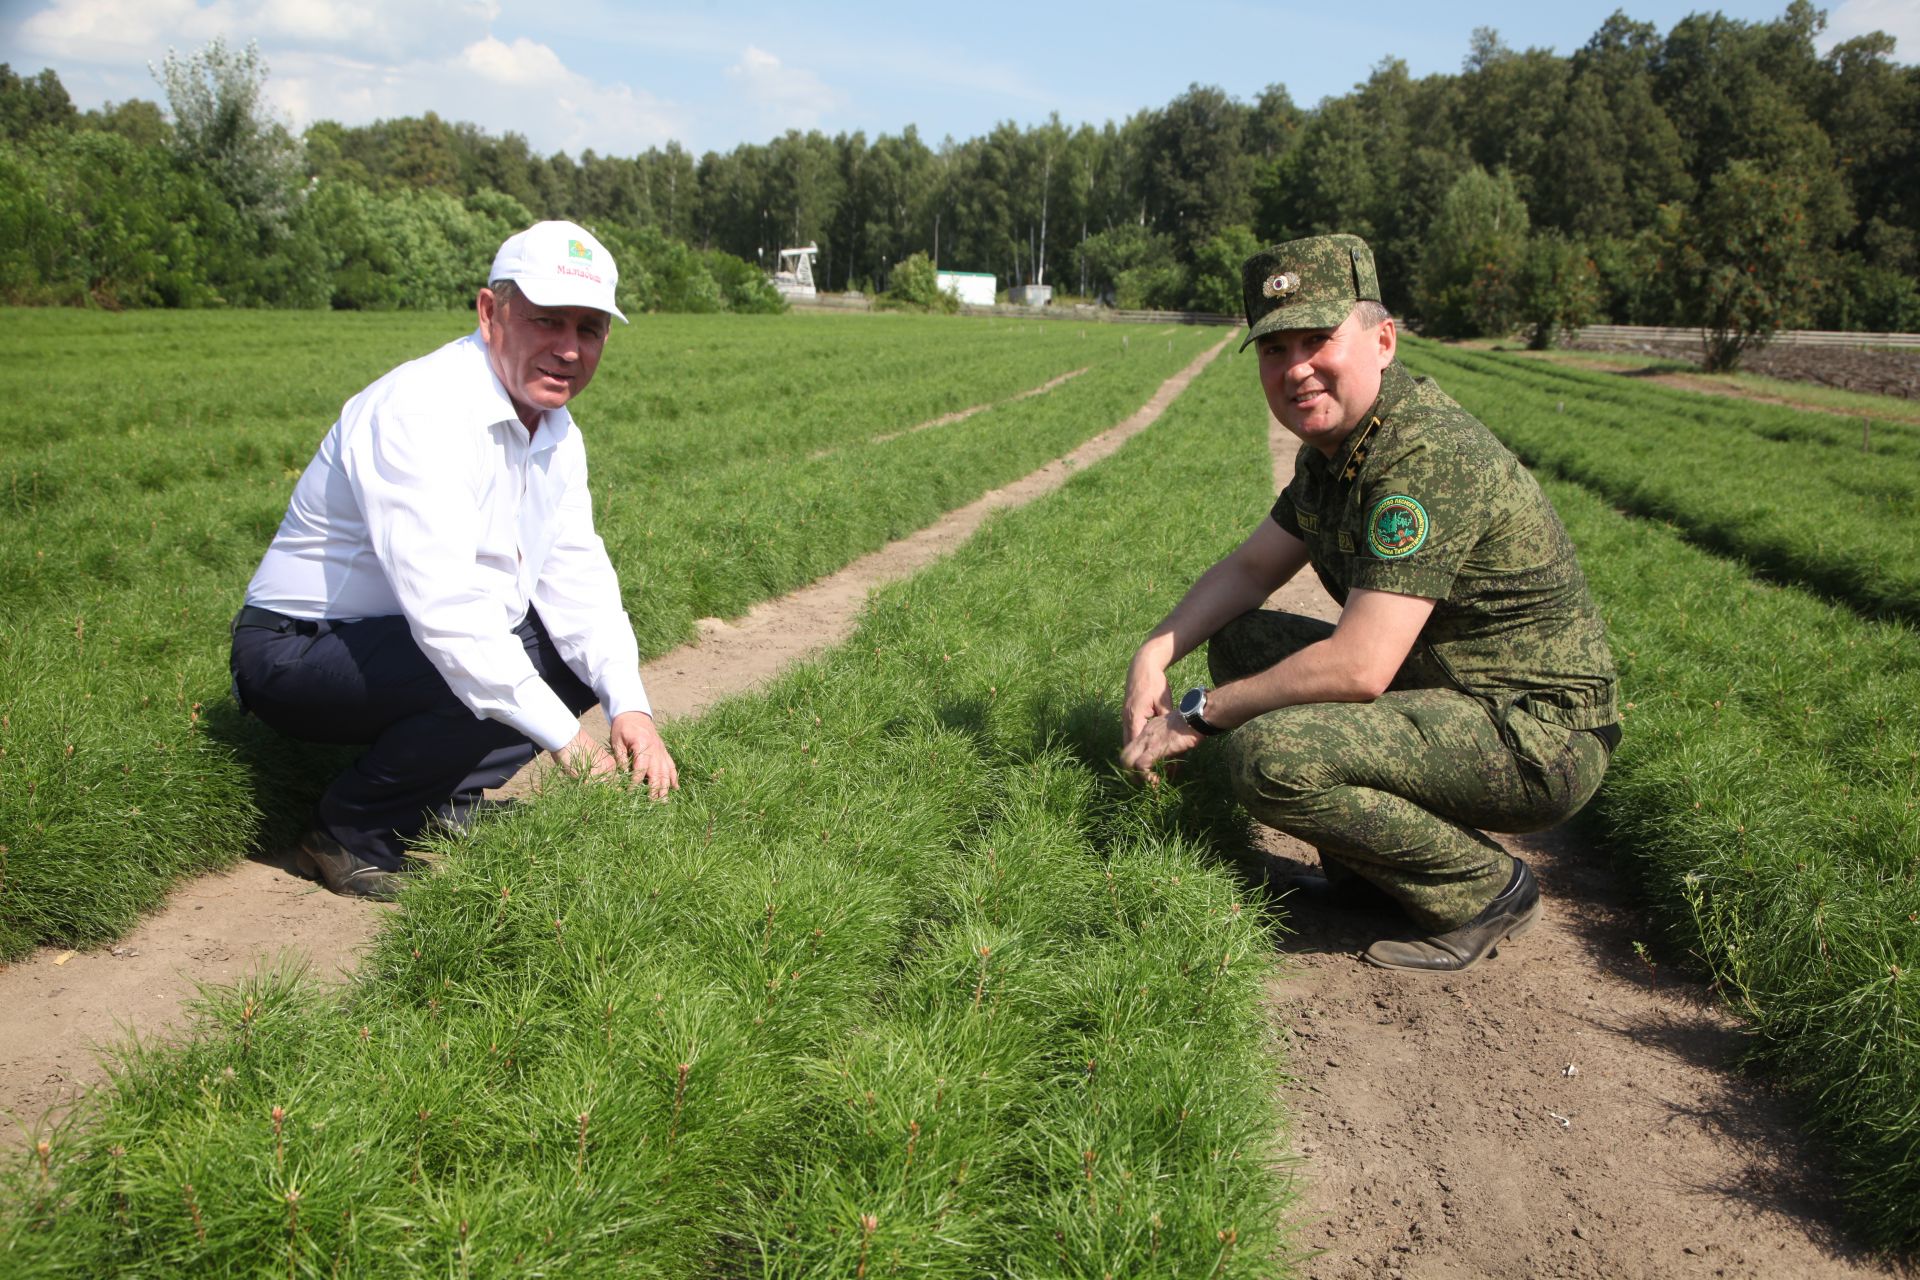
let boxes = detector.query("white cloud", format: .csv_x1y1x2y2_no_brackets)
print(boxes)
263,40,683,157
724,44,843,132
16,0,225,63
10,0,685,156
17,0,498,63
1824,0,1920,58
459,33,567,86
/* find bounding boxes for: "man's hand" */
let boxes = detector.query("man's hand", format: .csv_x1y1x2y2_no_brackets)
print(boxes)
1118,709,1205,785
551,727,619,779
609,710,679,800
1121,655,1173,751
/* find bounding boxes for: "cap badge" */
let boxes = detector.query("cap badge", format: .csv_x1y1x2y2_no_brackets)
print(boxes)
1263,271,1300,299
567,239,593,261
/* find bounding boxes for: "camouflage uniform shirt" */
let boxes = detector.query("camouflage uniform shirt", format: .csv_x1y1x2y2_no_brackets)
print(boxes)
1270,359,1618,731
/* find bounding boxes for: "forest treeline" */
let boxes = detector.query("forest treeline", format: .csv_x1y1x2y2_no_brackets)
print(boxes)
2,1,1915,358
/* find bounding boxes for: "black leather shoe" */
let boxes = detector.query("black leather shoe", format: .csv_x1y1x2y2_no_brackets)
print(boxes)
291,829,405,902
1282,873,1400,912
1363,859,1541,972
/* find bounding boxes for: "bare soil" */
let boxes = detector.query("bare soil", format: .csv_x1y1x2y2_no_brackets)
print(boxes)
1,337,1907,1277
1562,336,1920,404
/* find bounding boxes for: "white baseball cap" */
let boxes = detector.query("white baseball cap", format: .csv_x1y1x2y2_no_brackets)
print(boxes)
488,220,627,322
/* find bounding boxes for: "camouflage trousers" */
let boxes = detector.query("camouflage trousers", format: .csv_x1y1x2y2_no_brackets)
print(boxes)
1207,610,1616,932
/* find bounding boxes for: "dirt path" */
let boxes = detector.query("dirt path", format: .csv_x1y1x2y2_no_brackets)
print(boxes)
1,339,1905,1277
1258,419,1903,1280
0,332,1232,1146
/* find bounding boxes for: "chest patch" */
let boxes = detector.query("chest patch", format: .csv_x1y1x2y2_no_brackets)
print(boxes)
1297,511,1320,533
1367,495,1429,559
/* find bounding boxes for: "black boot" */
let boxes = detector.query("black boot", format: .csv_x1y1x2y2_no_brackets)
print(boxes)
1363,859,1540,972
291,828,406,902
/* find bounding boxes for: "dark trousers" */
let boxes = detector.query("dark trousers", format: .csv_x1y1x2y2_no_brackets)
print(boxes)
230,609,596,866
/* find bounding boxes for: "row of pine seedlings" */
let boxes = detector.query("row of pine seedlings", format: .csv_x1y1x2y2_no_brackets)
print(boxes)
2,335,1296,1273
1404,339,1920,1250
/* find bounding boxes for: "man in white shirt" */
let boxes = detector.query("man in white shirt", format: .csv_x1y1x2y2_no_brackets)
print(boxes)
230,220,677,900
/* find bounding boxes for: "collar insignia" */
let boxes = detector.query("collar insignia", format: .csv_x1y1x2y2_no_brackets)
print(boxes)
1262,271,1300,299
1340,415,1384,481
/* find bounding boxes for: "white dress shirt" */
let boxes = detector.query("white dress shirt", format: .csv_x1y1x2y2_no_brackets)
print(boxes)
245,330,650,752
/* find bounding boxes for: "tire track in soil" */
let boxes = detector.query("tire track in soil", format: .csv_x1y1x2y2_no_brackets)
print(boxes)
0,331,1233,1146
806,364,1091,459
1258,415,1904,1279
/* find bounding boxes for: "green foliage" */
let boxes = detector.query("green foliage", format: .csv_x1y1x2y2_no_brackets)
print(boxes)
301,182,526,310
1818,257,1920,333
152,39,302,242
1189,225,1261,315
0,131,237,308
1588,222,1683,324
1516,232,1603,348
0,63,77,140
879,250,957,312
1413,165,1531,338
0,338,1292,1276
1672,159,1824,370
1077,225,1187,310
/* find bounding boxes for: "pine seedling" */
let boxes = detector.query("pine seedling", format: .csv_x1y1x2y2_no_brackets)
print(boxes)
856,1212,878,1278
1209,1226,1238,1279
182,1181,206,1242
283,1185,302,1280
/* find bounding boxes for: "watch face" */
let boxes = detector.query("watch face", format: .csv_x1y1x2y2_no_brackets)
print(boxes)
1179,687,1205,718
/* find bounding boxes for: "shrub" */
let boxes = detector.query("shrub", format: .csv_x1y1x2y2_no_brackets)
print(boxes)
879,250,956,312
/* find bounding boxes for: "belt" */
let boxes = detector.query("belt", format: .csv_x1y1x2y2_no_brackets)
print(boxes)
1589,722,1623,752
231,604,321,636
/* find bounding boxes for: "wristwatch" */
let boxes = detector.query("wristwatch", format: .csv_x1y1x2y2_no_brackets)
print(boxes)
1177,686,1226,736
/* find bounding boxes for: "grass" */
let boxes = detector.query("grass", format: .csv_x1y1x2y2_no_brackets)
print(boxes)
0,337,1296,1277
0,309,1223,959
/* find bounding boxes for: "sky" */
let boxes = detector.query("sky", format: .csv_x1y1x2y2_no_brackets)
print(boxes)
2,0,1915,159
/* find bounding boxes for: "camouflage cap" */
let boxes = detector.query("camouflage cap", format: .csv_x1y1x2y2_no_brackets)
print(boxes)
1239,233,1381,350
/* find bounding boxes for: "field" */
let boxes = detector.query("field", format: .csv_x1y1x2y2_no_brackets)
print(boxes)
2,312,1919,1267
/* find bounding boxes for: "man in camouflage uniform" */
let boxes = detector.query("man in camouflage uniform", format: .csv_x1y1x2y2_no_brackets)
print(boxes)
1120,233,1619,972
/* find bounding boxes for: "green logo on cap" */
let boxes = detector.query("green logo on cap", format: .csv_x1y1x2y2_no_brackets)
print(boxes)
568,239,592,261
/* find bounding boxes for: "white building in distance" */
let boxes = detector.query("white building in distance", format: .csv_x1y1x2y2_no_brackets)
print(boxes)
937,270,996,307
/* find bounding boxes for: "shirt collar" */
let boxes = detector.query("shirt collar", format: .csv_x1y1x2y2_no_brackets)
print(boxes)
463,329,575,452
1328,359,1415,483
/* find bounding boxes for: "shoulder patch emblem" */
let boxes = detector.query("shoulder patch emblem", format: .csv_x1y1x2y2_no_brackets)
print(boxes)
1367,495,1429,559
